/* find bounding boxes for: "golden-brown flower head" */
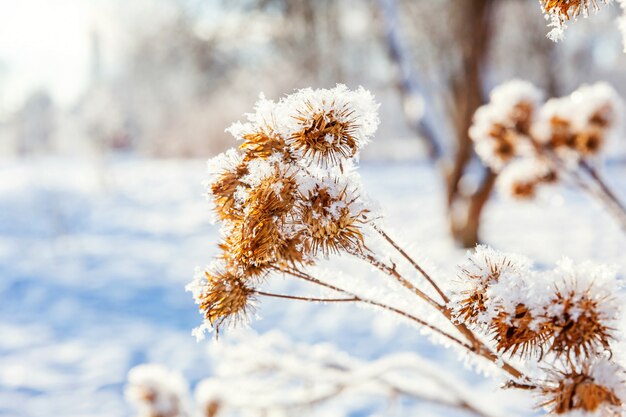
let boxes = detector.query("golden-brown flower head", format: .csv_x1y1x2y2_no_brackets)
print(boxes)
497,157,558,201
539,259,619,360
545,289,613,359
240,129,293,163
490,303,549,357
469,80,542,171
538,360,624,415
279,85,379,167
187,266,255,337
298,178,370,257
221,161,304,276
206,150,248,223
541,0,599,22
289,104,359,165
452,245,532,325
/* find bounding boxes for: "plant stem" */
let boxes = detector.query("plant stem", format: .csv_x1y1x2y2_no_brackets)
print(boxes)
374,226,450,303
273,266,471,350
579,160,626,234
276,265,526,381
254,290,358,303
355,251,445,311
352,253,526,380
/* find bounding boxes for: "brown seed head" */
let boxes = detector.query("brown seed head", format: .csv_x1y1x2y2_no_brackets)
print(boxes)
510,180,538,200
456,252,524,325
589,105,613,128
289,103,359,165
299,185,368,257
575,127,604,155
488,124,518,162
545,290,613,359
198,270,254,333
221,166,303,277
541,0,604,22
490,303,549,357
549,116,577,149
210,162,249,222
240,130,293,162
539,368,622,415
511,101,534,135
205,400,221,417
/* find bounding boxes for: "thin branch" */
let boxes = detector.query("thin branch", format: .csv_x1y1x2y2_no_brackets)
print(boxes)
272,266,526,381
254,290,358,303
272,266,472,351
346,252,526,381
354,250,445,311
579,160,626,233
373,226,449,303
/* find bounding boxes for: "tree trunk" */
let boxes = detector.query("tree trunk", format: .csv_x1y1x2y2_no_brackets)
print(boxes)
446,0,496,247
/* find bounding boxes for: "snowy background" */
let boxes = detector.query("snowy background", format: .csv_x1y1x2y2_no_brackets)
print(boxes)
2,0,626,415
1,156,624,416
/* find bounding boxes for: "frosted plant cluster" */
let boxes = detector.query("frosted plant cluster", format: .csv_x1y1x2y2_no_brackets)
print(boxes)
179,85,626,416
470,79,626,234
188,84,380,339
452,246,625,417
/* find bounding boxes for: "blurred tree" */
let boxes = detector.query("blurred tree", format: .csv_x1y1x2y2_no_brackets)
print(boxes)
376,0,566,247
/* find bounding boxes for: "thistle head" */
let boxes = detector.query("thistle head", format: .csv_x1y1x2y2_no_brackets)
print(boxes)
538,359,625,415
542,259,619,359
470,80,542,171
540,1,609,41
206,149,248,223
452,245,532,325
490,303,550,357
497,157,558,201
279,85,379,167
535,83,623,158
125,364,189,417
297,175,370,257
187,265,255,338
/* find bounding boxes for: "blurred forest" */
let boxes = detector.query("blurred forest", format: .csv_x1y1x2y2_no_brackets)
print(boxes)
1,0,625,245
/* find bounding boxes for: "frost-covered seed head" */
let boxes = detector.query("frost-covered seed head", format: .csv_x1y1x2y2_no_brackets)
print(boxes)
534,83,623,158
497,157,558,201
280,85,379,166
452,245,532,325
299,182,369,256
240,129,291,162
194,268,255,336
540,1,609,41
490,303,549,357
206,150,248,223
469,80,543,171
541,259,620,359
538,360,624,415
125,364,189,417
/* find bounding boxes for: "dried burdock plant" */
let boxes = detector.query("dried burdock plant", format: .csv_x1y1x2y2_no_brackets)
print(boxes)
470,80,626,235
186,85,626,416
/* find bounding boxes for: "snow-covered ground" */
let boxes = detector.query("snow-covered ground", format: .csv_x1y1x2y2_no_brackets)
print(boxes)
1,157,625,417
